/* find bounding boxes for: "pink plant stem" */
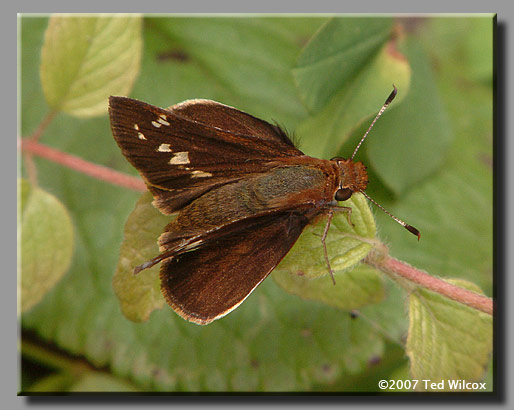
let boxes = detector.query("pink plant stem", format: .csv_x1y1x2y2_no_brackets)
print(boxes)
31,110,58,142
22,110,59,186
380,256,493,315
21,139,147,193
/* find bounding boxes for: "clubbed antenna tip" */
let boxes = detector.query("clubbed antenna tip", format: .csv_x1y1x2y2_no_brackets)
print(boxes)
351,86,398,160
405,224,421,241
361,191,421,241
385,84,398,105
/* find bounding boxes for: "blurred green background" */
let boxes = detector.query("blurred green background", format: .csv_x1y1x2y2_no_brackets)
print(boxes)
19,15,493,392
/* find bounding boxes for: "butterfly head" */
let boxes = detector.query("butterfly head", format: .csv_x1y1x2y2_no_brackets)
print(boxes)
331,157,369,201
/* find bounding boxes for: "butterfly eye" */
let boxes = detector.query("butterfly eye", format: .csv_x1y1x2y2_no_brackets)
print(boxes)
335,188,353,202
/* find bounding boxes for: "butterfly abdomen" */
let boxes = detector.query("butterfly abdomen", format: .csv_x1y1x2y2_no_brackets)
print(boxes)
157,164,332,253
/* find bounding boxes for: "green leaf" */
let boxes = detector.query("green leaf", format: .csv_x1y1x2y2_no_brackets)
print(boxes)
457,18,494,82
20,16,493,392
373,26,493,295
406,279,492,390
273,193,384,310
293,17,393,112
422,16,494,83
142,17,327,129
279,193,376,279
366,38,453,195
384,363,410,391
274,264,384,312
113,192,170,322
19,179,74,313
296,38,411,160
40,15,142,117
359,277,409,344
20,17,50,136
69,372,138,392
26,371,138,392
25,373,74,393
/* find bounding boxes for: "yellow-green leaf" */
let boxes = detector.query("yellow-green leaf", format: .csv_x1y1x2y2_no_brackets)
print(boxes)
273,193,383,309
273,264,384,311
113,192,169,322
69,372,138,392
40,14,142,117
406,278,492,391
19,179,74,313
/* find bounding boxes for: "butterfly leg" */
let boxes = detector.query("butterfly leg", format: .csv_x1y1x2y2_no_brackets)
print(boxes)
333,203,354,227
321,210,336,285
321,205,353,285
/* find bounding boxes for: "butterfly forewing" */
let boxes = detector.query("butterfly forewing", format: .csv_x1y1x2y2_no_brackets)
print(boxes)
169,99,298,149
109,97,304,214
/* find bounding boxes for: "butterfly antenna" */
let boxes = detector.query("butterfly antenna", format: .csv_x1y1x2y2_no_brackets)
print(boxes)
351,85,397,160
360,191,421,240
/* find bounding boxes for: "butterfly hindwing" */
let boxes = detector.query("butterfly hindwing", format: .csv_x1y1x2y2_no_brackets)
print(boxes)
159,211,310,325
108,96,304,214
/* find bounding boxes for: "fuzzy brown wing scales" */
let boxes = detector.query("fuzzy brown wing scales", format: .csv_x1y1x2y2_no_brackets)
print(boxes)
168,98,298,149
159,211,310,325
109,96,304,214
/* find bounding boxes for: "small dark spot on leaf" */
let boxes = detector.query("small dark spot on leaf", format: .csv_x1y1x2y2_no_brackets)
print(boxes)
296,270,305,276
103,339,113,351
301,328,312,338
156,49,190,63
478,153,493,169
315,362,338,383
250,359,259,369
368,355,382,366
152,368,162,377
350,310,359,319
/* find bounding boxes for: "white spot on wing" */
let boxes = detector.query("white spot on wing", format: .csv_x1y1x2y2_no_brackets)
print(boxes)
134,124,145,139
157,143,172,152
191,170,213,178
151,121,161,128
169,152,190,165
157,114,170,126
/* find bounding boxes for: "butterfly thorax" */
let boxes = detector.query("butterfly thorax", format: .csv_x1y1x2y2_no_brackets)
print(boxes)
167,165,328,234
333,158,368,193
